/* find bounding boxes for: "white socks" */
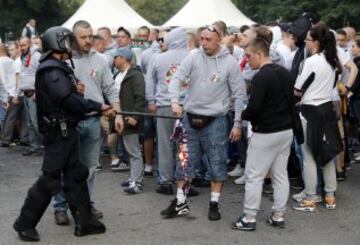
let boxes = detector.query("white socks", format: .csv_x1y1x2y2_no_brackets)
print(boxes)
210,192,221,203
144,164,152,172
176,188,186,204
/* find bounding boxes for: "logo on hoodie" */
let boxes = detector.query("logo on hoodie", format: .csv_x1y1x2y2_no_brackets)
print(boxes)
166,64,179,84
210,73,220,83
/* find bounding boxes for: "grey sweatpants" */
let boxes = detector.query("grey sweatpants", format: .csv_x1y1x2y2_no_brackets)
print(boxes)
156,106,176,185
123,134,143,184
243,129,293,217
301,118,337,198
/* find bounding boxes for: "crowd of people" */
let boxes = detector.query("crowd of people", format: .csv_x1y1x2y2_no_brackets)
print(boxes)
0,12,360,241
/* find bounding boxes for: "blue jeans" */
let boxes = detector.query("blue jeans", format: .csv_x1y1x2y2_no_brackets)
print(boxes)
53,117,101,211
175,115,229,182
23,96,42,151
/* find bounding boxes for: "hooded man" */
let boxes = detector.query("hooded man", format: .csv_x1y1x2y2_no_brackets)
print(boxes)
146,27,191,195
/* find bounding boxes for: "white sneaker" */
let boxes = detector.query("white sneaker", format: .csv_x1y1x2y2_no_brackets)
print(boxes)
111,161,130,171
111,159,119,167
292,190,322,203
228,164,244,177
234,175,246,185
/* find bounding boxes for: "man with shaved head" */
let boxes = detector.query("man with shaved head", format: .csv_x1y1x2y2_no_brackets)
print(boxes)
16,37,42,156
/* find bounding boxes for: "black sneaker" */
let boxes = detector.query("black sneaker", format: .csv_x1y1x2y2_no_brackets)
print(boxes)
156,185,174,195
188,187,200,197
13,223,40,242
121,180,130,187
143,170,154,177
290,177,304,190
74,219,106,237
231,215,256,231
208,201,221,221
336,171,346,181
262,183,273,195
123,182,143,194
22,149,42,156
96,164,103,171
266,216,285,228
54,210,70,226
160,199,190,218
0,141,10,147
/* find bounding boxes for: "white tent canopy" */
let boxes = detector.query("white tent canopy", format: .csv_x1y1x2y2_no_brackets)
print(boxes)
63,0,153,33
164,0,254,29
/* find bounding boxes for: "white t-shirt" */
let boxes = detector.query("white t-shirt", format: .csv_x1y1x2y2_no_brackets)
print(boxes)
114,68,129,93
331,47,351,101
276,41,297,71
14,57,21,74
0,56,16,97
295,52,336,106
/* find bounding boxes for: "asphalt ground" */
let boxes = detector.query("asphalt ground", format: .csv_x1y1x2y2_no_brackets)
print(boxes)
1,145,360,245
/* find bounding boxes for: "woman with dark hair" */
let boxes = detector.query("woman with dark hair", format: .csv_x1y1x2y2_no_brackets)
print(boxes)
293,22,343,212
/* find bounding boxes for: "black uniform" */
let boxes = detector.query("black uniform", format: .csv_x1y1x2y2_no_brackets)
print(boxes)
13,57,103,233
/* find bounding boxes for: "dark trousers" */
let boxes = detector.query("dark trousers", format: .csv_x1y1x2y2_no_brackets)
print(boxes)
1,96,28,143
14,127,92,230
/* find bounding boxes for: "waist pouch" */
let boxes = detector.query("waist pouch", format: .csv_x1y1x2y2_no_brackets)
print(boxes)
23,90,35,97
187,113,215,129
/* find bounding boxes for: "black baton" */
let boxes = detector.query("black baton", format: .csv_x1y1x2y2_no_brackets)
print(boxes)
116,111,182,120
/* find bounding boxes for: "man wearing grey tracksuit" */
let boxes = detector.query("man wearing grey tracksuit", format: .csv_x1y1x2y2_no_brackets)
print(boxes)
231,40,293,231
146,27,189,194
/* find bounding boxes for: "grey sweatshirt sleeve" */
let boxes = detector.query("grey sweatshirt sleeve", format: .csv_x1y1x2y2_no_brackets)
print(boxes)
101,63,119,104
168,53,193,103
145,56,158,104
228,60,248,128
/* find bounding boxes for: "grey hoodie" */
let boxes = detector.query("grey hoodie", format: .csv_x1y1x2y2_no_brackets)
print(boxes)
72,49,119,105
169,46,247,127
18,46,41,94
141,41,160,74
146,27,189,106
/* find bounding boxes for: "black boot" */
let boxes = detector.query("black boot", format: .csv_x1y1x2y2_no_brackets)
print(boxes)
13,221,40,242
74,218,106,237
13,177,53,242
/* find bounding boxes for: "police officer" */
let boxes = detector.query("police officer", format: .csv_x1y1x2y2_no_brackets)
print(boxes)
13,26,111,242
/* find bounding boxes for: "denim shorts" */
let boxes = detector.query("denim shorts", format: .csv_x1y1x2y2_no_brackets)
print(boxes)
142,105,156,139
175,114,229,182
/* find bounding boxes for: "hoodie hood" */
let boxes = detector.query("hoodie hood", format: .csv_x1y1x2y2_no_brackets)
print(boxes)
164,27,188,50
198,45,230,73
150,41,161,53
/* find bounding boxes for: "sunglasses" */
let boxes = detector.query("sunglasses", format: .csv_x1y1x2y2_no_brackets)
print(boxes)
205,25,221,37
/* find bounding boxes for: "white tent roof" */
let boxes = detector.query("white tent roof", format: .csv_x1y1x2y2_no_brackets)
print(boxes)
63,0,153,33
164,0,254,29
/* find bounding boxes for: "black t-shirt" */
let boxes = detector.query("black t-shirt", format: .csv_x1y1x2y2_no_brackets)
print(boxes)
242,63,293,133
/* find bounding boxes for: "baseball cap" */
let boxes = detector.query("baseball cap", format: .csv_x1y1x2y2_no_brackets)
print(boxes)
110,47,133,61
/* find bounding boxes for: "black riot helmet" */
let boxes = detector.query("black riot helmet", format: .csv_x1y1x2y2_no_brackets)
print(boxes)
40,26,77,61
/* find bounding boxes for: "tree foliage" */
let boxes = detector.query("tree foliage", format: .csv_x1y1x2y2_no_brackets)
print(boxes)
0,0,359,41
126,0,187,26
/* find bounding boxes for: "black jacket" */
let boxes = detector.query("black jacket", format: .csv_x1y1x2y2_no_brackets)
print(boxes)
350,56,360,99
301,102,343,167
119,65,145,135
241,64,293,133
35,57,101,133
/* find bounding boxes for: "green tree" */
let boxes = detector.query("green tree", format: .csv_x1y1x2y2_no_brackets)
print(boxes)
0,0,83,40
126,0,187,26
